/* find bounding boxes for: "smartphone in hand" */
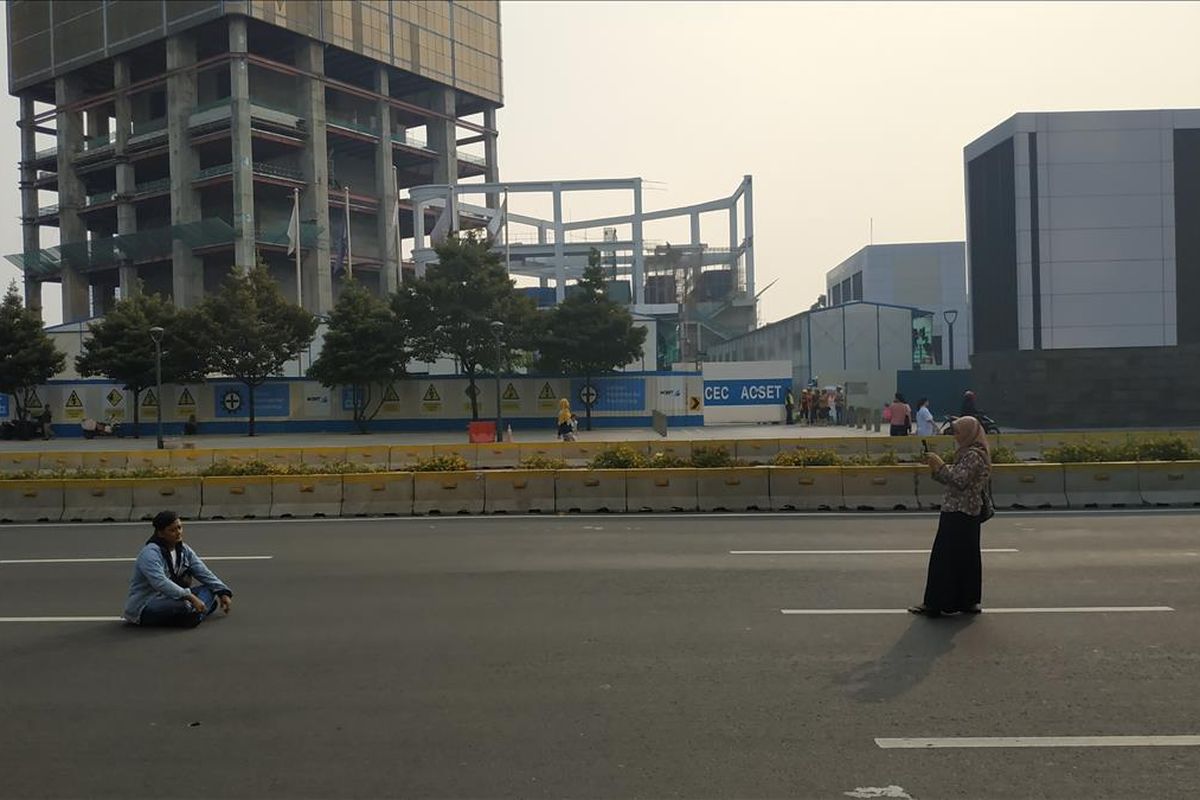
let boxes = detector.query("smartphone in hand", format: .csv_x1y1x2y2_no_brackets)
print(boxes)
921,439,930,454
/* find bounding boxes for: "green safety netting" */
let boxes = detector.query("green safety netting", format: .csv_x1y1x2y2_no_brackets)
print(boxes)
172,218,236,248
257,221,322,248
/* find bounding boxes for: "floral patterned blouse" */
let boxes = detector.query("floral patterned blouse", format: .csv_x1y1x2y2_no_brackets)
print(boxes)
932,443,991,515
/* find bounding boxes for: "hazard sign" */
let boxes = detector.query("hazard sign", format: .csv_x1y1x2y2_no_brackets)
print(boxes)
538,382,555,400
142,389,158,408
423,385,441,402
64,389,85,421
176,387,197,420
178,388,196,406
106,389,124,407
25,389,43,412
383,384,399,402
65,391,83,408
502,383,520,401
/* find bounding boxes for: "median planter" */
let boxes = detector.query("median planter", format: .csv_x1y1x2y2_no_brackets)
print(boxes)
270,474,343,518
1062,462,1143,508
554,469,626,513
626,467,698,512
768,466,842,511
697,467,770,511
201,475,273,519
1139,461,1200,507
0,479,64,522
484,469,555,513
840,465,920,511
413,470,484,515
131,477,202,520
62,477,136,522
342,472,414,516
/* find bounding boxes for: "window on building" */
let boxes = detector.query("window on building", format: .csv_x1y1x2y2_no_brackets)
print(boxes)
852,271,863,301
831,284,842,306
841,278,852,304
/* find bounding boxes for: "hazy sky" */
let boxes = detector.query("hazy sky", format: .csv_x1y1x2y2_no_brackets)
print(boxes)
3,1,1199,326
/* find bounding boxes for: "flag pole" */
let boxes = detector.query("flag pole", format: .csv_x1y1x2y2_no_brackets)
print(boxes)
504,186,510,275
293,187,302,306
344,185,353,280
393,165,402,286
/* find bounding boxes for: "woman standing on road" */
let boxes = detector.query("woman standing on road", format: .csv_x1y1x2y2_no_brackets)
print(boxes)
909,416,991,617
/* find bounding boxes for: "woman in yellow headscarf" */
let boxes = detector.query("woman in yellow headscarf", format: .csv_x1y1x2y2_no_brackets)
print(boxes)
556,398,573,439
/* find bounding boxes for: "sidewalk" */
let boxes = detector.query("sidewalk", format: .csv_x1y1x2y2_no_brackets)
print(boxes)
0,422,888,453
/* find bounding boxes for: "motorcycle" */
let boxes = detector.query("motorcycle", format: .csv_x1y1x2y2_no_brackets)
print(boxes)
81,417,123,439
939,414,1000,435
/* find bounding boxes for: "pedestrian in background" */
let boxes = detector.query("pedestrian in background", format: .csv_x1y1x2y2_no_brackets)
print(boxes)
556,398,574,440
888,393,912,436
800,390,811,425
909,416,992,617
835,387,846,426
915,397,936,436
785,387,795,425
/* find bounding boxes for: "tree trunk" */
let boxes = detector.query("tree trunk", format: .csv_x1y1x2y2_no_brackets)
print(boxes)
132,388,141,438
247,382,256,437
354,383,369,434
584,373,593,431
468,371,479,420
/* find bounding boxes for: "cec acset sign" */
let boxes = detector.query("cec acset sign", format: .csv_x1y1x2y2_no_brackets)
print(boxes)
701,379,790,407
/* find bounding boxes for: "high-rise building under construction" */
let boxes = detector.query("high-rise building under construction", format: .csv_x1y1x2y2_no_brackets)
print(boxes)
6,0,501,321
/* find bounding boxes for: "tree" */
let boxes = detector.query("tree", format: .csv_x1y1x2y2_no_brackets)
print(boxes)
0,282,65,425
199,262,317,436
307,280,417,433
411,235,537,419
537,249,648,430
75,289,208,437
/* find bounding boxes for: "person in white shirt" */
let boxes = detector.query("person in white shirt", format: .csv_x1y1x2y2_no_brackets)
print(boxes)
915,397,937,437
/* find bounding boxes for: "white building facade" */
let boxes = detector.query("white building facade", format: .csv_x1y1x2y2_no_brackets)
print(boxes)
824,242,969,368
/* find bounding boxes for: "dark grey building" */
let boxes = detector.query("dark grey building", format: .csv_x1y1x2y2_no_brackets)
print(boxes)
7,0,502,321
964,109,1200,427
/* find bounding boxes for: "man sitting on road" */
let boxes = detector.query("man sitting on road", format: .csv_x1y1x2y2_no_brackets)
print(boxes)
122,510,233,628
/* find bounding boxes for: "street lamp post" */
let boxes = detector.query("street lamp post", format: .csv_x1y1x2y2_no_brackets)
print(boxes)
942,309,959,371
490,320,505,443
149,326,165,450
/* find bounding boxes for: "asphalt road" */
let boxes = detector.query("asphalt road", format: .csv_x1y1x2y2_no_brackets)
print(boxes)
2,511,1198,799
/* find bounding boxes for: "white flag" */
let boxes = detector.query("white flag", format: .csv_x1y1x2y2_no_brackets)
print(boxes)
430,204,451,245
485,198,507,240
286,191,300,256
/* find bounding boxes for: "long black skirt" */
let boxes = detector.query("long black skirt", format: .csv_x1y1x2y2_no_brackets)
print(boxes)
922,511,982,612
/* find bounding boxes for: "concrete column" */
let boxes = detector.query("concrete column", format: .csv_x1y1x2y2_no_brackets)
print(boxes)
55,76,90,321
427,87,457,185
483,107,499,209
728,202,738,253
552,184,565,303
229,17,256,272
375,65,400,295
18,97,42,317
742,175,755,297
632,179,645,305
538,226,548,290
113,58,138,298
297,40,331,312
690,212,701,247
166,34,203,307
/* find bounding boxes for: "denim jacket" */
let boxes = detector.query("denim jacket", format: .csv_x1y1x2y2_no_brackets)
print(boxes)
122,539,231,624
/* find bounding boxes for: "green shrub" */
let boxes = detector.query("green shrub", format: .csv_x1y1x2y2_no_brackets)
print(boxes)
647,451,687,468
589,445,648,469
1042,436,1197,463
689,445,734,468
410,454,470,472
1135,436,1197,462
519,455,568,470
771,449,840,467
990,446,1018,464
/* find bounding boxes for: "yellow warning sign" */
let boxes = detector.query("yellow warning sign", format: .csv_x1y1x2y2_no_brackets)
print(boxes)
64,390,85,421
383,384,399,402
142,389,158,409
176,387,197,420
538,382,556,400
537,381,558,411
502,383,520,401
106,389,124,407
378,382,401,414
421,383,442,414
25,389,43,412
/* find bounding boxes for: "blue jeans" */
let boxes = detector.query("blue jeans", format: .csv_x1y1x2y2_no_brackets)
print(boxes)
139,586,219,628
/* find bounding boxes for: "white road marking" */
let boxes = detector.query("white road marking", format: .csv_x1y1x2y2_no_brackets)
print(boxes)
731,548,1018,555
781,606,1174,615
0,556,273,565
0,616,124,623
876,735,1200,749
844,787,913,799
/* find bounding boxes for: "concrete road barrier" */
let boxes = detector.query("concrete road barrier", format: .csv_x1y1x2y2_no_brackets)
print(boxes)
996,433,1044,461
81,450,129,471
914,468,943,510
201,476,273,519
389,444,434,470
270,475,343,517
626,468,698,512
340,445,390,469
342,472,414,516
484,470,555,513
209,448,260,468
867,436,924,460
432,444,479,470
0,452,41,474
517,441,565,464
1040,431,1088,454
560,440,612,467
300,447,349,469
124,450,172,471
256,447,304,468
476,442,521,470
1139,461,1200,507
554,469,626,512
692,440,738,461
991,464,1068,509
1063,463,1143,508
62,478,135,522
39,451,83,472
697,467,770,511
131,477,202,520
0,479,64,522
413,470,484,515
649,440,692,463
841,466,920,510
169,448,214,473
767,467,842,511
735,439,780,464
